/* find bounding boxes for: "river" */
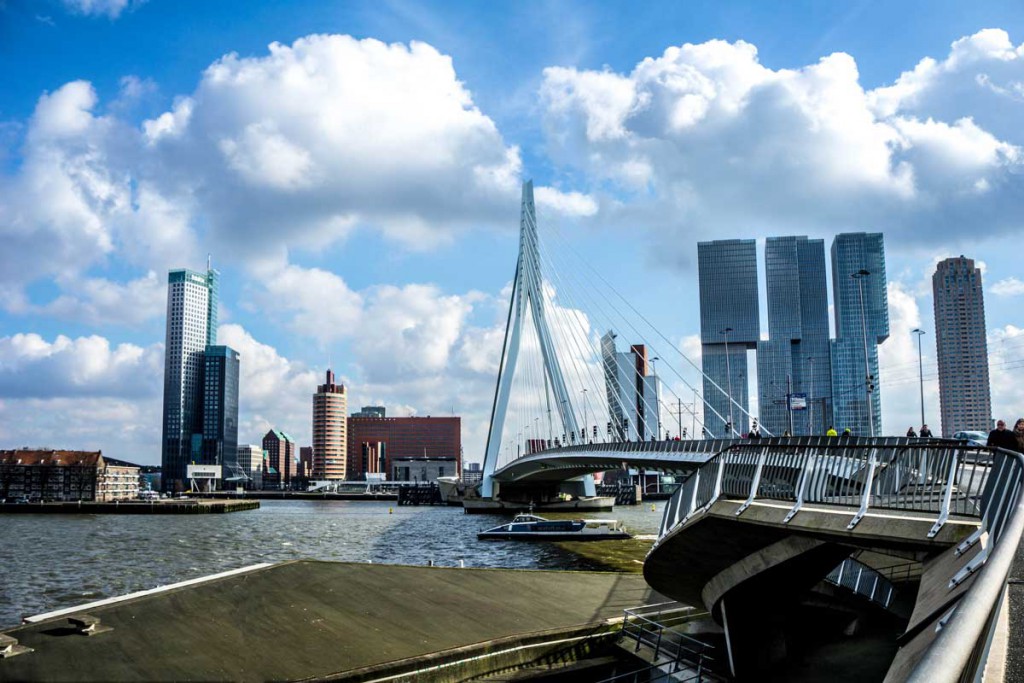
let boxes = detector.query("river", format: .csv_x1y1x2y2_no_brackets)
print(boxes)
0,500,666,628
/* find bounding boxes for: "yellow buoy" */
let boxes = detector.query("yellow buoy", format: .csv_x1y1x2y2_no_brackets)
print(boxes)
388,507,393,514
651,504,656,512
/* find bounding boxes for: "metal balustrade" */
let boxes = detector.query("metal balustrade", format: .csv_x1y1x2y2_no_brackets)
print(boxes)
619,602,718,680
650,440,1024,683
825,558,901,610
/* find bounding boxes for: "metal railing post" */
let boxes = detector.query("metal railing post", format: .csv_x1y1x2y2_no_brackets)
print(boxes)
784,453,815,523
929,447,961,538
848,448,879,530
736,446,769,516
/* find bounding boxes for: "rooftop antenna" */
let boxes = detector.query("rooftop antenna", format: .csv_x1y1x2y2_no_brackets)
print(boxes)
207,254,212,271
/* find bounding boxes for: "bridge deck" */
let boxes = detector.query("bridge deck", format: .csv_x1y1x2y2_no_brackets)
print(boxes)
0,561,663,682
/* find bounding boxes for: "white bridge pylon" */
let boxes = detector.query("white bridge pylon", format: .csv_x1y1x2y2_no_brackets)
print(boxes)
480,181,585,498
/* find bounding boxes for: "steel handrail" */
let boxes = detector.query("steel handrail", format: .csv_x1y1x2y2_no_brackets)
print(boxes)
906,448,1024,683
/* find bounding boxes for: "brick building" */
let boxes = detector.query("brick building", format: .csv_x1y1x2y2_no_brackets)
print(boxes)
346,416,461,481
262,430,296,489
0,450,140,502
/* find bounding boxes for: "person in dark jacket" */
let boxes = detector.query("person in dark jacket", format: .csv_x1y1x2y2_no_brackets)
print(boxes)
988,420,1019,451
1015,418,1024,454
919,424,933,438
906,427,917,438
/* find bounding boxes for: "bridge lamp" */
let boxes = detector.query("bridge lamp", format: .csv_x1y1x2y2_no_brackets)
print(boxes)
911,329,926,429
720,328,735,436
851,269,875,437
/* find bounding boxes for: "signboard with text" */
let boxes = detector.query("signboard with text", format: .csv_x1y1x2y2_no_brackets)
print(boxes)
789,393,808,411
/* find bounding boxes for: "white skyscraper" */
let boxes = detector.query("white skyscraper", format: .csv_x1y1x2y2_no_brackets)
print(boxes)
162,267,219,492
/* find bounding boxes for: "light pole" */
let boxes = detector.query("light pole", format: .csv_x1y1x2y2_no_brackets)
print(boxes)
807,356,815,435
693,388,698,438
581,388,588,444
651,356,660,439
852,269,875,437
912,328,926,429
720,327,734,436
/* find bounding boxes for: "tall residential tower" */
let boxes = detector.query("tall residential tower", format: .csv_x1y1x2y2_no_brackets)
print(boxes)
697,240,760,436
933,256,992,436
312,370,348,480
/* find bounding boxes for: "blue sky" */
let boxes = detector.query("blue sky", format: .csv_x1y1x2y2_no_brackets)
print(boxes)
2,0,1024,464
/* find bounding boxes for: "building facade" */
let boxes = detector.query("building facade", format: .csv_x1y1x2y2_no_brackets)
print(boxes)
0,450,140,502
262,430,297,489
312,370,347,480
236,444,264,490
830,233,889,436
756,237,833,436
201,346,240,486
933,256,992,436
697,239,760,436
601,332,662,441
351,406,386,418
346,416,461,481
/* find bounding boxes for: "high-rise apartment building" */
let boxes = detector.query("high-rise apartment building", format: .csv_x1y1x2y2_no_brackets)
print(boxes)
933,256,992,436
697,240,760,436
601,332,662,441
162,266,219,492
312,370,347,480
201,346,240,482
830,233,889,436
262,429,296,489
756,237,832,436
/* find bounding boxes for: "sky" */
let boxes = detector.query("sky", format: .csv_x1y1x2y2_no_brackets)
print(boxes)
1,0,1023,466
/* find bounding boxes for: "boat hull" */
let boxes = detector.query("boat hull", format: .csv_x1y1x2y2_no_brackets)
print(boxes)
462,496,615,514
477,531,631,541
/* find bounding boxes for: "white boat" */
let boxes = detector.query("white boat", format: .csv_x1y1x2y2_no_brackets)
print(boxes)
477,513,631,541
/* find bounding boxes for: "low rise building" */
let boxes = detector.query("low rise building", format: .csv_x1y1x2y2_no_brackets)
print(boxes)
237,444,264,490
0,450,140,502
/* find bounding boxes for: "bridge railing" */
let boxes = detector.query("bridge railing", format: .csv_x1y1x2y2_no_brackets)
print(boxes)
619,602,718,678
825,557,901,610
653,440,1024,683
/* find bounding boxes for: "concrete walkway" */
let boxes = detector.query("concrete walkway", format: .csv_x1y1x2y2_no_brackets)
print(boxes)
0,561,661,681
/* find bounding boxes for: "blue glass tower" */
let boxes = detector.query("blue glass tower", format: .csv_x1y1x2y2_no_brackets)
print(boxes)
698,240,759,436
756,236,833,436
201,346,240,482
830,233,888,436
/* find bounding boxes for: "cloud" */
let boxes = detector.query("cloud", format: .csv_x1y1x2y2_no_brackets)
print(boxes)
991,276,1024,296
0,333,162,398
539,31,1024,264
31,271,166,326
61,0,145,19
989,325,1024,424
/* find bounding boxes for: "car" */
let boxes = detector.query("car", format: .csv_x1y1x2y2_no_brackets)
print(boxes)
953,430,988,447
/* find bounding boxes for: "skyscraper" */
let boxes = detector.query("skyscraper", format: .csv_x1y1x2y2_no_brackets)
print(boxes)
601,332,662,441
933,256,992,436
312,369,348,480
756,237,832,436
830,233,889,436
201,346,240,483
162,266,219,492
697,240,760,436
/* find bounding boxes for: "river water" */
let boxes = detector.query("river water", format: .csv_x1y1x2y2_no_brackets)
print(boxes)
0,500,666,628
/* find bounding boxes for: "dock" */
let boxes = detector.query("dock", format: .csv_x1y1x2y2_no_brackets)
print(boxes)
0,561,663,681
0,499,259,514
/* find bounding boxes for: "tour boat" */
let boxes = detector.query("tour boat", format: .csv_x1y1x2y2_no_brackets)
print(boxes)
477,513,631,541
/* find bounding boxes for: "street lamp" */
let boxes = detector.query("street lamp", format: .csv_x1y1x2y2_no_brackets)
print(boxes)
651,356,660,439
720,327,735,436
807,356,815,435
912,329,926,429
581,388,588,443
851,269,875,437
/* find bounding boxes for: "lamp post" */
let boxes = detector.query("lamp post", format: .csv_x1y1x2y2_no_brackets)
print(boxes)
651,356,660,439
912,328,926,429
807,356,815,435
851,269,875,437
581,388,588,444
720,327,735,436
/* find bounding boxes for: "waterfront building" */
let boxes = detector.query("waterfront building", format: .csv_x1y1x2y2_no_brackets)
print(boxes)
601,332,662,441
262,430,297,489
162,266,219,492
236,444,264,490
0,450,140,502
298,446,314,481
312,370,348,480
756,237,832,436
933,256,992,436
346,415,461,480
697,240,760,436
392,457,457,482
201,346,240,487
830,233,888,436
351,406,386,418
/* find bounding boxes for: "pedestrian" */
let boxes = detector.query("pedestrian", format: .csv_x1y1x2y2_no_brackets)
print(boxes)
906,427,917,438
783,429,791,437
842,427,852,437
919,424,933,438
826,426,838,437
1015,418,1024,454
987,419,1018,451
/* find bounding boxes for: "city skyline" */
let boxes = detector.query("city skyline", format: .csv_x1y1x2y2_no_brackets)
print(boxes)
3,3,1024,462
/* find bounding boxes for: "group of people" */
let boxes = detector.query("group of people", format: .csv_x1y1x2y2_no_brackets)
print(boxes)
905,425,934,438
988,419,1024,454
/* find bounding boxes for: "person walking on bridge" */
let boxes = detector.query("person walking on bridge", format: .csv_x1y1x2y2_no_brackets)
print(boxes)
919,424,933,438
826,426,838,437
907,427,917,438
1015,419,1024,454
988,420,1019,452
